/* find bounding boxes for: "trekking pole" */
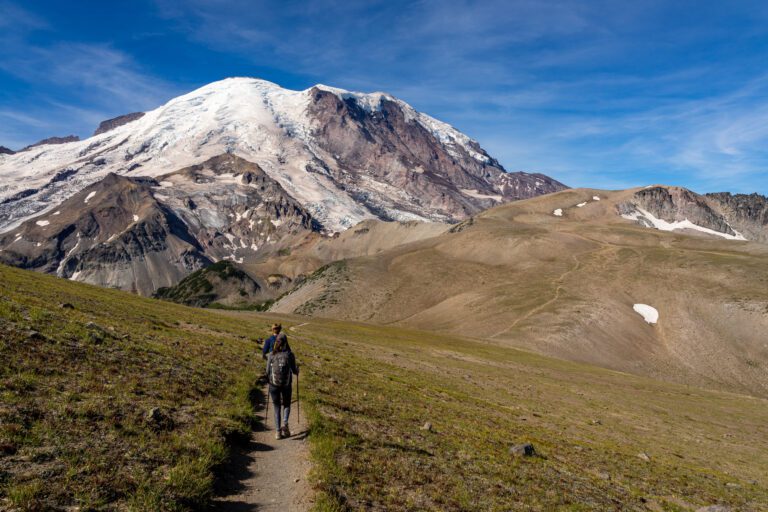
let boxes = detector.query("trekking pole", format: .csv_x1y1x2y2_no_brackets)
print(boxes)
296,372,300,427
265,385,269,429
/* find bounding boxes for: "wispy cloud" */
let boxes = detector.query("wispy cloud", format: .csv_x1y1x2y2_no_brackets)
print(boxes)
0,2,178,147
0,43,176,110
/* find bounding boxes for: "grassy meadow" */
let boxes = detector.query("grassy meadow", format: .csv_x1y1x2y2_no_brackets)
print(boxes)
0,264,268,510
283,318,768,511
1,262,767,511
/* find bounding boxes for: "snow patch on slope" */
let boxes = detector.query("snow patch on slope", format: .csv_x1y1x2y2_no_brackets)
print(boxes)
622,207,747,241
633,304,659,324
461,189,502,201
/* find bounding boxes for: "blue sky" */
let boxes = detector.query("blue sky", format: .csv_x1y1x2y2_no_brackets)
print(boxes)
2,0,768,193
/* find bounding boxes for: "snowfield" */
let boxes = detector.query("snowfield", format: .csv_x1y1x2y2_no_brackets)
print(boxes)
553,209,563,217
633,304,659,324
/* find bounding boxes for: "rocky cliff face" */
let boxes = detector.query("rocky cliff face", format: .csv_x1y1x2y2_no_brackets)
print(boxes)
0,172,210,294
615,186,768,241
93,112,145,136
150,154,320,264
619,186,738,235
0,146,14,155
706,192,768,242
305,88,565,222
0,154,320,294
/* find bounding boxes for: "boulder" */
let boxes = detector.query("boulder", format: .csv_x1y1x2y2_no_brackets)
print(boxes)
509,443,536,457
145,407,174,431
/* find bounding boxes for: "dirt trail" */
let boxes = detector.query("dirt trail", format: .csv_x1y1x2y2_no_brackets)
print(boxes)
212,384,312,511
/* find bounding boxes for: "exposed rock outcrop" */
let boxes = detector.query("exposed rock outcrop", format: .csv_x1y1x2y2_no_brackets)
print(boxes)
20,135,80,151
630,187,736,235
706,192,768,242
93,112,145,136
617,186,748,240
0,146,14,155
0,154,321,295
0,172,210,295
306,87,566,222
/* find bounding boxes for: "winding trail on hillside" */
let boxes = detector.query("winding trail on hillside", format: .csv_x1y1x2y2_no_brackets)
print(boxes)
489,237,617,339
212,383,312,511
489,253,583,339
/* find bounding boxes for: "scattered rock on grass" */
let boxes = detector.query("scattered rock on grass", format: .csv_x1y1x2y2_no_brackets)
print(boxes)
59,303,75,309
509,443,536,457
420,422,432,432
637,452,651,462
145,407,174,431
696,506,730,512
26,330,45,341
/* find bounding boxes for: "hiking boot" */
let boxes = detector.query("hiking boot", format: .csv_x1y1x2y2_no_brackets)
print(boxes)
275,429,283,440
282,426,291,438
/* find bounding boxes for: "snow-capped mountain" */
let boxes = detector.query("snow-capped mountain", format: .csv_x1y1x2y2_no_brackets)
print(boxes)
0,77,568,294
0,77,566,233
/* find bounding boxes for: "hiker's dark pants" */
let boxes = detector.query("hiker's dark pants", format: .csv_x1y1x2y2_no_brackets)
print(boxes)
269,383,292,429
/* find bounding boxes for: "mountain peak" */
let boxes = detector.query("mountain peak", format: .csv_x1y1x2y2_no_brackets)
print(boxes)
0,78,565,237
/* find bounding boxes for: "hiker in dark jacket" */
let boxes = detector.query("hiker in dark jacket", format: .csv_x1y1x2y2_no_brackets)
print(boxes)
266,333,299,439
262,323,291,359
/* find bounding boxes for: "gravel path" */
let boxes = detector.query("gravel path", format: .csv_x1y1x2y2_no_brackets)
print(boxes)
212,383,312,511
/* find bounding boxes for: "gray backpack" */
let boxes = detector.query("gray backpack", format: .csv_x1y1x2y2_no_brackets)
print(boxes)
270,351,291,387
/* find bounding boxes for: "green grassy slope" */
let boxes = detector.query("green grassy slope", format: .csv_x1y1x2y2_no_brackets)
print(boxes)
0,264,267,510
154,260,262,308
278,318,768,511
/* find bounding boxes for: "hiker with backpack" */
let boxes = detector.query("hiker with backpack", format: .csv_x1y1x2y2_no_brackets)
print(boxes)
266,332,299,439
262,323,290,358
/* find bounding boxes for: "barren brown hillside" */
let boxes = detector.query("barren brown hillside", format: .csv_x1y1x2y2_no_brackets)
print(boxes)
272,187,768,398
